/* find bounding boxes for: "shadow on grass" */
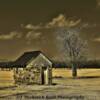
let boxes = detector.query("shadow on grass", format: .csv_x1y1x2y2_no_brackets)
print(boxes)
0,86,17,90
53,76,100,79
77,76,100,79
52,83,57,85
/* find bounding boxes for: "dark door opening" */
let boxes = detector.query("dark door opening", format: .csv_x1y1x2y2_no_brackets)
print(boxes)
41,69,45,84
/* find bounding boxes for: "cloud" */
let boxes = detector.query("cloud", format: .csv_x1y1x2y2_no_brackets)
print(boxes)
46,14,81,28
0,31,22,40
93,37,100,42
21,14,82,44
25,24,42,30
25,31,42,44
24,14,81,30
26,31,42,40
0,14,81,42
80,23,97,29
24,14,97,32
96,0,100,7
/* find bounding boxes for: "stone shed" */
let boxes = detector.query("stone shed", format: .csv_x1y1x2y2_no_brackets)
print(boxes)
0,51,52,85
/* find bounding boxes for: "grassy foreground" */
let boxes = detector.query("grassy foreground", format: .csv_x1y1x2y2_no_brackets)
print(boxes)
0,69,100,100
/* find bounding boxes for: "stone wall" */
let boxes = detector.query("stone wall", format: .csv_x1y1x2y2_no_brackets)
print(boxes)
14,67,41,85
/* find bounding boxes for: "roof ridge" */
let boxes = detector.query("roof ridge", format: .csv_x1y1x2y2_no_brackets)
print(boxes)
24,50,41,54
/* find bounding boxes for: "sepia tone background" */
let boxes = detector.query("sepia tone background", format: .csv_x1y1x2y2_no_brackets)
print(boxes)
0,0,100,61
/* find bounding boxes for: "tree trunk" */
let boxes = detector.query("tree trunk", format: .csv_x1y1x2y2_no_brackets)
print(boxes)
72,64,77,78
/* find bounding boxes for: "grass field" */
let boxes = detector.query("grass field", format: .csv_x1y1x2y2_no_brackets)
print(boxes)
0,69,100,100
0,70,14,87
52,68,100,78
0,68,100,87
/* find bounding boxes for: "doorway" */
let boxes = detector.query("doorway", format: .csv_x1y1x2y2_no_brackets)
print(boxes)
41,67,48,85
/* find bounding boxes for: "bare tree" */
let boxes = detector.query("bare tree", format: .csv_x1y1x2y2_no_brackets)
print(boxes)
56,28,87,78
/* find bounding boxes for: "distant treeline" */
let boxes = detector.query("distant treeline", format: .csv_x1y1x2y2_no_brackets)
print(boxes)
52,60,100,69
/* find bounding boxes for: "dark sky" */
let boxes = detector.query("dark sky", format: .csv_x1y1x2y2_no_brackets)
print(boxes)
0,0,100,61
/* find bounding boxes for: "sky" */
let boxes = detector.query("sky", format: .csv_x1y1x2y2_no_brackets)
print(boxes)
0,0,100,61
